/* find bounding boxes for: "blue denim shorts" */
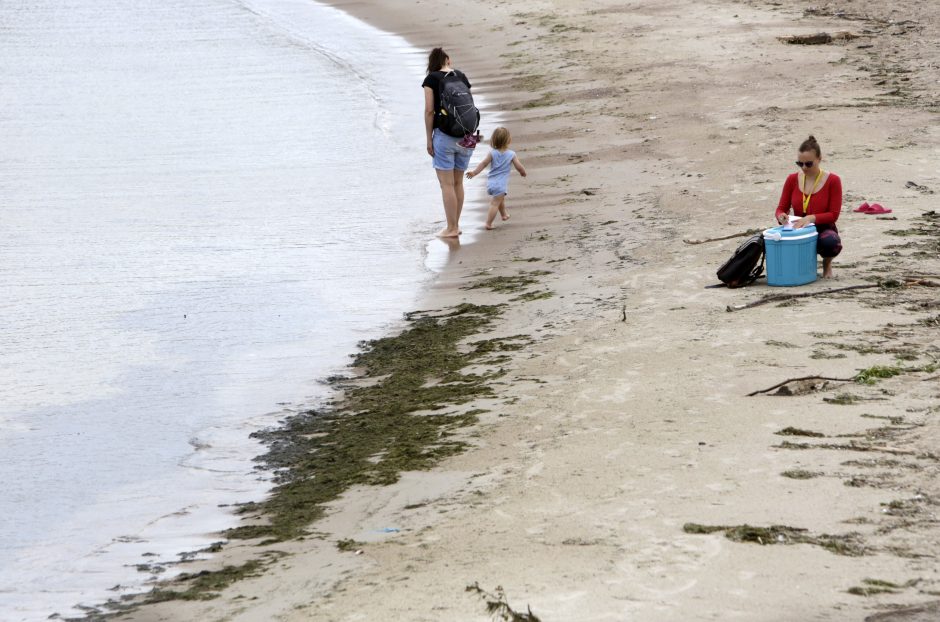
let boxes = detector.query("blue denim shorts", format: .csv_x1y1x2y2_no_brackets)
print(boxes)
432,129,473,171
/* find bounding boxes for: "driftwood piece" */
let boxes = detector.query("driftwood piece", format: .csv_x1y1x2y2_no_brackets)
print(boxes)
747,375,855,397
683,228,762,245
726,284,879,312
778,31,861,45
726,278,936,313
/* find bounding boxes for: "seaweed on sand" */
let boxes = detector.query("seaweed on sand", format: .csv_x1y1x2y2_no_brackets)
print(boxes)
781,469,823,479
847,578,920,596
464,271,552,294
775,427,826,437
144,560,265,603
683,523,867,556
227,303,506,543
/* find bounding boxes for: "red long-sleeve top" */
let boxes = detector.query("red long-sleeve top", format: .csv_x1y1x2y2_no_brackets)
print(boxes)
775,172,842,226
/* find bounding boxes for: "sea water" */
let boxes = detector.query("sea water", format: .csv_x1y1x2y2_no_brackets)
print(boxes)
0,0,454,618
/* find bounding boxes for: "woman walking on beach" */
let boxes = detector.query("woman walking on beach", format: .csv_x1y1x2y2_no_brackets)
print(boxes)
774,135,843,278
466,127,527,230
423,48,475,238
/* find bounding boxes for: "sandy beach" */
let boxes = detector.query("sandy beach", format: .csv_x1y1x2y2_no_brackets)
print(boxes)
90,0,940,620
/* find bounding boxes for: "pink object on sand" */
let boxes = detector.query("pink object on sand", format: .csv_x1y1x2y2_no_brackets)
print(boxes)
854,202,892,214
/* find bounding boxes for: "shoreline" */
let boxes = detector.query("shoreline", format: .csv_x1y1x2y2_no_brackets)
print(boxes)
11,1,457,619
52,1,516,618
84,0,940,620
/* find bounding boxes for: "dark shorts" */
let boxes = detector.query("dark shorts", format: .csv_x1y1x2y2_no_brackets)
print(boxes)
816,225,842,258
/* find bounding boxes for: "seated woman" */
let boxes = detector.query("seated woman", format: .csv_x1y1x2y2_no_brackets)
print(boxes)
774,135,843,278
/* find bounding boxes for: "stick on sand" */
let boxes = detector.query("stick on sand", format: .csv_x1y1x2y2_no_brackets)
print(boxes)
683,228,762,245
747,375,855,397
726,284,879,312
726,278,938,312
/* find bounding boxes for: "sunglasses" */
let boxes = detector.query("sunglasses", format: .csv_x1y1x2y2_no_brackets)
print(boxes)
795,161,816,168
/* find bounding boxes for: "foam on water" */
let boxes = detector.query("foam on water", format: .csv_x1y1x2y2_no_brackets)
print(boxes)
0,0,478,618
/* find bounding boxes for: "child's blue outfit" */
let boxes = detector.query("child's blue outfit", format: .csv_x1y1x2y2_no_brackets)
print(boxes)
486,149,515,197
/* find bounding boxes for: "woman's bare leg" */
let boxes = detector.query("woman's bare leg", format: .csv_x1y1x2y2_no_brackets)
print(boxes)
435,169,460,237
452,170,466,228
822,256,834,278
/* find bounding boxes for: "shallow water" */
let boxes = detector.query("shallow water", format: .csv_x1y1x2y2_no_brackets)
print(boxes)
0,0,452,618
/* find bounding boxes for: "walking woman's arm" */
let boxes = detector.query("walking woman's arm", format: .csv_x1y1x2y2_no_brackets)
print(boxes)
424,87,435,156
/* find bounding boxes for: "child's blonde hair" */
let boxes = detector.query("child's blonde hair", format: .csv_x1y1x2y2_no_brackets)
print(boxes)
490,127,511,150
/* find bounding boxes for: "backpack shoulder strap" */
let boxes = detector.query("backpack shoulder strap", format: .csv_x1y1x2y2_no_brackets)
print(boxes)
438,70,459,92
745,236,766,284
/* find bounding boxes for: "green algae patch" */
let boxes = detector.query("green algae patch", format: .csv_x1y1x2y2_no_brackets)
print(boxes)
775,427,825,438
854,365,906,384
781,469,823,479
851,364,937,385
511,290,554,302
227,303,506,543
682,523,726,535
846,578,918,596
465,271,552,294
683,523,867,556
336,539,363,552
144,560,265,603
823,393,862,405
518,92,560,109
847,585,897,596
470,334,532,355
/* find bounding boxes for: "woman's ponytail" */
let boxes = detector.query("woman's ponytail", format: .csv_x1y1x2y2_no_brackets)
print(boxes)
427,47,449,74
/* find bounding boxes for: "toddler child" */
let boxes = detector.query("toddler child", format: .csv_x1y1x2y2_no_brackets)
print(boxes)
466,127,527,229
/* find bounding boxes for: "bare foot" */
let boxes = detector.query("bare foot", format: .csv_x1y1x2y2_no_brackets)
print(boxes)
501,214,510,221
822,269,834,278
437,228,460,238
484,223,495,230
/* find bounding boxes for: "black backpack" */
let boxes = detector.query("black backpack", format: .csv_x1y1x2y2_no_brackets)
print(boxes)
716,233,765,288
438,71,480,138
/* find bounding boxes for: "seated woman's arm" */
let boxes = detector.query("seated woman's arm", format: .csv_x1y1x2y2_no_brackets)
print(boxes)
775,174,796,224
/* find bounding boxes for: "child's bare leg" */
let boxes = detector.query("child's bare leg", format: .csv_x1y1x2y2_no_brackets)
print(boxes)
498,196,509,221
485,196,502,230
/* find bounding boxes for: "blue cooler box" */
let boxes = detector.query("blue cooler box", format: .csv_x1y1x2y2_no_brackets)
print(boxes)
763,225,818,286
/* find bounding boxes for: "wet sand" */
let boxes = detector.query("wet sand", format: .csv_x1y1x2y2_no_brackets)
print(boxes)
98,0,940,620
